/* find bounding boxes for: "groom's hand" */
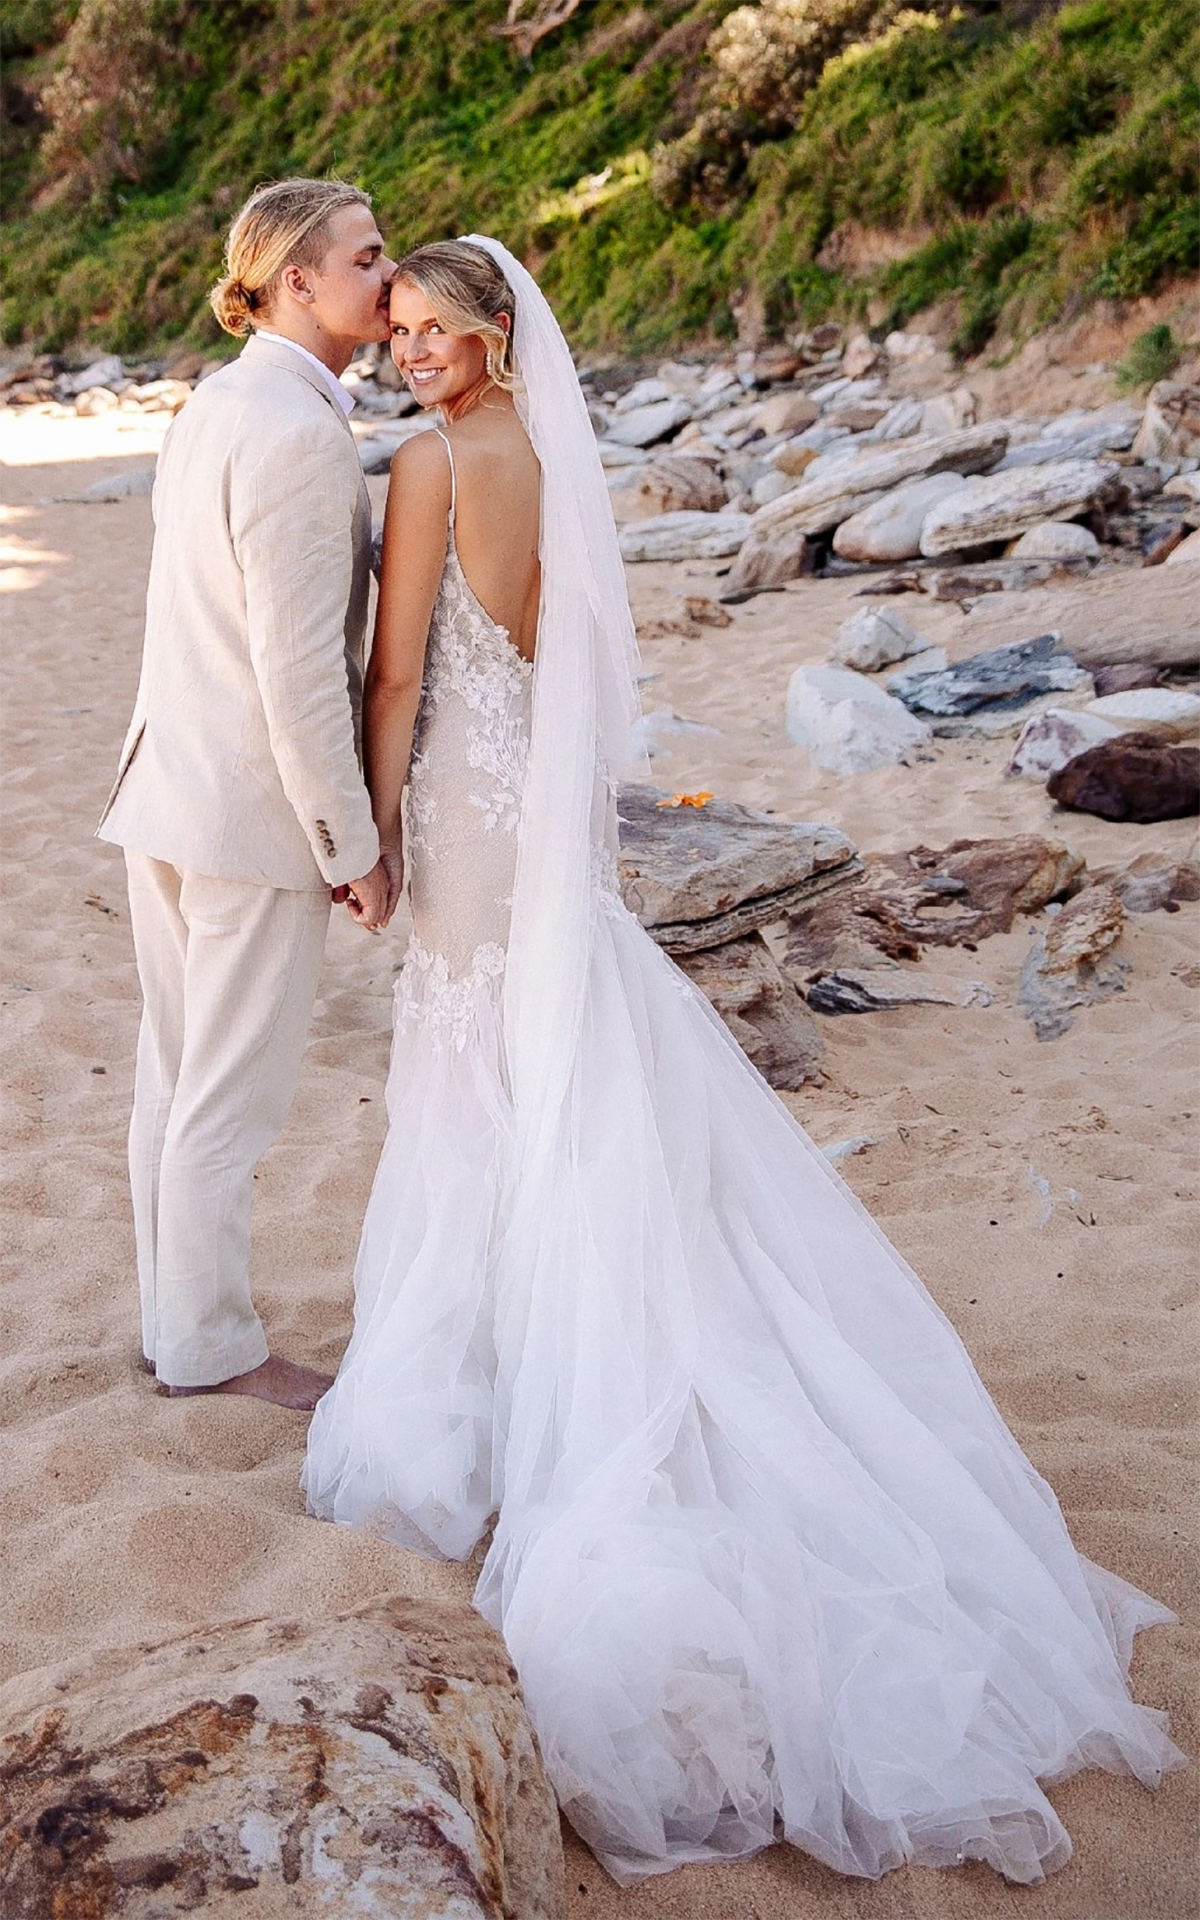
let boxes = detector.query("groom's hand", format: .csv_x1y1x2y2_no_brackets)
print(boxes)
340,859,391,931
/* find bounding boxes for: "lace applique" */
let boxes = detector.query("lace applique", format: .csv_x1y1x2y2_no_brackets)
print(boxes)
395,935,507,1051
413,544,532,840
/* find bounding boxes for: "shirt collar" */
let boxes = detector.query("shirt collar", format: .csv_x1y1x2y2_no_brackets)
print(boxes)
253,330,356,417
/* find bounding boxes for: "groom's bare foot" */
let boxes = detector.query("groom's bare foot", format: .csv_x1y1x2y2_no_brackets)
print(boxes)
160,1354,334,1410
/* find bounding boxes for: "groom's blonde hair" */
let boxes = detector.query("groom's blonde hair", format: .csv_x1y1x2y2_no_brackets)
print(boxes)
210,178,373,336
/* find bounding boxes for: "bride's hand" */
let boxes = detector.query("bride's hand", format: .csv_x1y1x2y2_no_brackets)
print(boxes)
379,842,404,924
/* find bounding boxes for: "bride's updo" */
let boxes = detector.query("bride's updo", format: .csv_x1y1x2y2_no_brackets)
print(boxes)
209,178,373,336
393,242,518,390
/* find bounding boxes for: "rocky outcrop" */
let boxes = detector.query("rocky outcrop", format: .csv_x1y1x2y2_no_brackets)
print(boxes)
749,423,1009,540
1018,885,1128,1041
785,836,1084,973
785,665,934,773
605,395,693,448
0,1594,565,1920
919,460,1122,557
676,932,824,1087
1047,731,1200,823
1131,382,1200,463
617,786,862,952
832,472,966,563
609,454,727,520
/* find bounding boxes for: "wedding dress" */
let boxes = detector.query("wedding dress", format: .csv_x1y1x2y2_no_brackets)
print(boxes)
302,242,1182,1888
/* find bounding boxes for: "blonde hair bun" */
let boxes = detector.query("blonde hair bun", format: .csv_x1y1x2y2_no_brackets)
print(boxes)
209,178,372,338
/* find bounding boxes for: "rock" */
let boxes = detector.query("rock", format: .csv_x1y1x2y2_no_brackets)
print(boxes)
920,388,977,436
1018,885,1128,1041
997,414,1139,469
358,434,406,474
926,559,1068,599
614,376,672,413
750,469,796,508
1163,472,1200,504
617,785,862,952
618,510,751,562
597,440,650,468
886,646,947,681
889,633,1092,718
919,460,1122,557
609,455,728,520
785,665,934,773
1092,663,1163,696
830,604,931,672
752,347,804,384
753,392,819,436
884,331,939,361
784,836,1084,971
605,395,693,448
805,964,991,1015
1010,520,1101,560
65,355,126,396
74,386,120,416
768,440,821,479
676,932,825,1087
809,322,843,353
841,334,880,380
1086,688,1200,726
871,398,927,440
1166,527,1200,565
121,378,192,414
822,1134,877,1162
721,521,815,598
84,467,156,501
1048,731,1200,822
825,403,891,433
0,1594,565,1920
1005,707,1123,779
832,472,967,563
1132,382,1200,463
754,424,1010,540
1085,848,1200,914
636,594,734,641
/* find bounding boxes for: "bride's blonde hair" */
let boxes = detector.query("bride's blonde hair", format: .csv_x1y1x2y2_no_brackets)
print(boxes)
393,241,518,390
210,178,373,337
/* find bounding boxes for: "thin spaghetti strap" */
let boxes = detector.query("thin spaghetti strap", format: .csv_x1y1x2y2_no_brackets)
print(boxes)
433,427,457,525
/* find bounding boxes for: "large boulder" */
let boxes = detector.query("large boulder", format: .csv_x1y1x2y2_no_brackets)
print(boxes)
617,786,861,951
785,666,934,774
919,460,1122,557
832,472,967,563
609,455,727,521
721,521,814,598
0,1595,565,1920
618,510,751,562
676,932,825,1087
749,423,1010,540
829,604,932,672
753,392,819,436
1010,520,1101,560
1047,731,1200,823
889,633,1092,719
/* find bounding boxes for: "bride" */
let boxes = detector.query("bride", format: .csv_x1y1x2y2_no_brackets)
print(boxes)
302,237,1182,1887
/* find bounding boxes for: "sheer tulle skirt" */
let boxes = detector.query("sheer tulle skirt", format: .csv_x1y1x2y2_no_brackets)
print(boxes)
303,902,1183,1886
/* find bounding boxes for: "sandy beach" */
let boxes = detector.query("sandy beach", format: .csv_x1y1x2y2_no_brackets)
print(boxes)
1,406,1196,1918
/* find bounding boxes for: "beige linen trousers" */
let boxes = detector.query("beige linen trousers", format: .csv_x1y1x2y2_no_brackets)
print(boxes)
99,334,379,1386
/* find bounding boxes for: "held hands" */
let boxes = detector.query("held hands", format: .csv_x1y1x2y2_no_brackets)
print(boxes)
333,843,403,931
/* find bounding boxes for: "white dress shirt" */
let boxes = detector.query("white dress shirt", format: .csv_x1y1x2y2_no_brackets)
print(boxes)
253,329,356,417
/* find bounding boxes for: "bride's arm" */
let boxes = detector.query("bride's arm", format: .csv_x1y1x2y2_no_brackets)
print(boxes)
363,431,452,915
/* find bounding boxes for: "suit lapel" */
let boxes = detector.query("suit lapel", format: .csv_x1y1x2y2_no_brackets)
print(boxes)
239,333,357,438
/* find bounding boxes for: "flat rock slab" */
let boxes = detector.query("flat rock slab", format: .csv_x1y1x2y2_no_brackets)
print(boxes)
0,1594,565,1919
619,511,751,562
676,932,824,1087
889,633,1092,717
806,965,992,1015
604,395,693,447
785,836,1084,973
617,786,861,952
919,460,1121,557
751,424,1009,539
785,664,934,773
1018,885,1128,1041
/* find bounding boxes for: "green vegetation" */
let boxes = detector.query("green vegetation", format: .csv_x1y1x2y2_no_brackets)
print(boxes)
1115,321,1182,393
1,0,1195,358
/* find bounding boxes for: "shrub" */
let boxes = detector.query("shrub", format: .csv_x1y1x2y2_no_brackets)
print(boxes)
1115,324,1181,393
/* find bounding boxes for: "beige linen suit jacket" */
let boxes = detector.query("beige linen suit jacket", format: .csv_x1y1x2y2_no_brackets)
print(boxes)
98,333,379,891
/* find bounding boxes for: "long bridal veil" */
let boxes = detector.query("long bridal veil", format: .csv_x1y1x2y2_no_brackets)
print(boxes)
307,235,1183,1886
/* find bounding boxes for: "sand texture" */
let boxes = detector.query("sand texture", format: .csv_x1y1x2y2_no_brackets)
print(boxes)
1,410,1196,1918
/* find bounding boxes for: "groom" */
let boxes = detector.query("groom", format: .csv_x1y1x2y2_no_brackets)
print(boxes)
99,179,398,1410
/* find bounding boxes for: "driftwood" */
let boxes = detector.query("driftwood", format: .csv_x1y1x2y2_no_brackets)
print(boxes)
499,0,581,58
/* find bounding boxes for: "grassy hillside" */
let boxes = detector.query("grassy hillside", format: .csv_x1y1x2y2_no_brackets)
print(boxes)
1,0,1195,358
